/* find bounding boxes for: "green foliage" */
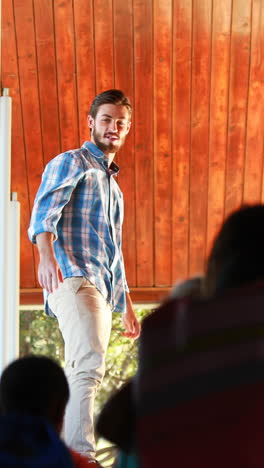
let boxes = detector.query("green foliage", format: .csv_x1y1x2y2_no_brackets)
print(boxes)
95,307,151,415
19,309,64,363
19,306,153,465
19,307,152,415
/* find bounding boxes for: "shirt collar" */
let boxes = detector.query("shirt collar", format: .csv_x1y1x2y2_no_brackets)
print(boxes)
83,141,120,175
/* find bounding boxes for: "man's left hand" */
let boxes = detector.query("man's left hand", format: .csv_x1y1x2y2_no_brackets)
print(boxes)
121,293,141,339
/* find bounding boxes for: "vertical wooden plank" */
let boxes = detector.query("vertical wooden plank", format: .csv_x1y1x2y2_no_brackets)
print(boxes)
244,0,264,203
34,0,61,163
189,0,212,275
113,0,133,97
113,0,136,286
73,0,96,144
2,0,37,287
172,0,192,283
207,0,232,253
225,0,252,215
13,0,45,285
153,0,172,286
54,0,79,151
94,0,114,92
13,0,44,205
134,0,154,286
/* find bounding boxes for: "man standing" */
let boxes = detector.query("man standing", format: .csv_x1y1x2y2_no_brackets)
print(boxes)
28,89,141,464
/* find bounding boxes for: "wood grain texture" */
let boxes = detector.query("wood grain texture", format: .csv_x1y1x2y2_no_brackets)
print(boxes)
189,0,212,276
13,0,45,284
73,0,96,144
225,0,252,216
134,0,154,286
2,0,37,287
113,0,136,286
153,0,172,286
172,0,192,283
13,0,44,206
1,0,264,302
206,0,232,254
94,0,114,92
244,0,264,203
34,0,61,164
54,0,79,151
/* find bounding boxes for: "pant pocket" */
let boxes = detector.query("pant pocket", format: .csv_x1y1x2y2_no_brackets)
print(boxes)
63,277,84,293
48,277,84,316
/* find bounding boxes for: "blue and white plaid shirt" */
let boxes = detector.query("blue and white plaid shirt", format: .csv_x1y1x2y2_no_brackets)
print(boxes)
28,141,129,314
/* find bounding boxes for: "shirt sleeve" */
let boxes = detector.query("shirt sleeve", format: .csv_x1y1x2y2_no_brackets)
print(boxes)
28,152,85,244
121,250,130,293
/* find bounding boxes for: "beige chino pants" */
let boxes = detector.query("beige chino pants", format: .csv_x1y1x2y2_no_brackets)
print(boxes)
48,277,112,458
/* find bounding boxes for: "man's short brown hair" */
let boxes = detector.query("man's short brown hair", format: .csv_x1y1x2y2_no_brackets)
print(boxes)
89,89,132,119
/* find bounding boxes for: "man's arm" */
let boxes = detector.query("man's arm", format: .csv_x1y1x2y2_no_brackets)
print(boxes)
36,232,63,293
28,153,84,245
121,292,141,339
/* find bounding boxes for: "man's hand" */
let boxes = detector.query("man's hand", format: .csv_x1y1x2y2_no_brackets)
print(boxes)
36,232,63,293
121,293,141,339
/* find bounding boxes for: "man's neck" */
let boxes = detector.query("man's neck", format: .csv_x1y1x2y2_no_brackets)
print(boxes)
105,153,116,167
88,140,116,167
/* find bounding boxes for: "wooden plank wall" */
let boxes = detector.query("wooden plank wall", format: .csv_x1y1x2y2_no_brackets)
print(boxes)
1,0,264,304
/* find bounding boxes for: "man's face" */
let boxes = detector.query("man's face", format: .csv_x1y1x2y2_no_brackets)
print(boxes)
88,103,131,156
